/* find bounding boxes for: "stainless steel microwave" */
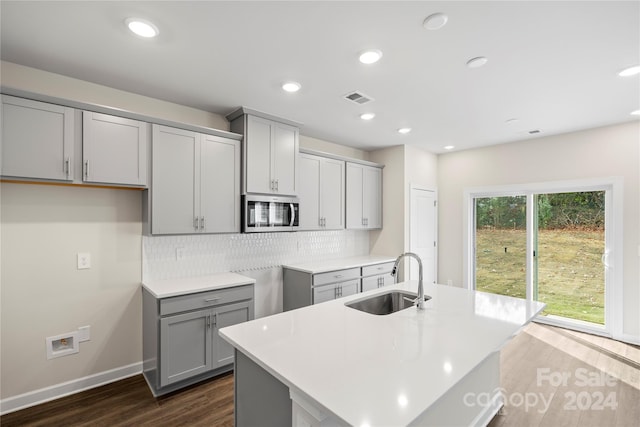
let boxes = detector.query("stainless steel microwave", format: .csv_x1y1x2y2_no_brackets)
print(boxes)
242,194,299,233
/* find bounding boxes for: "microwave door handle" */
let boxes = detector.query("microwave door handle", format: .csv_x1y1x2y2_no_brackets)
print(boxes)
290,203,295,226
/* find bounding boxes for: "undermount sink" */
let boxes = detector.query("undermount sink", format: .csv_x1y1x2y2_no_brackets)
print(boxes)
346,290,432,315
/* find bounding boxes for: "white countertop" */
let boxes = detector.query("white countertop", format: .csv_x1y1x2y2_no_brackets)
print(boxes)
282,255,396,274
142,272,255,298
220,281,545,426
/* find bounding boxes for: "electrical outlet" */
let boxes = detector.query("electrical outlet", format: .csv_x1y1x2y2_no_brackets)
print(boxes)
77,253,91,270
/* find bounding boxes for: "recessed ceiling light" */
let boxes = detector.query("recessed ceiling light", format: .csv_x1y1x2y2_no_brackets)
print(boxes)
359,49,383,65
443,145,455,150
397,127,411,134
360,113,375,120
619,65,640,77
631,110,640,116
466,56,488,69
282,82,301,93
125,18,159,38
423,13,448,30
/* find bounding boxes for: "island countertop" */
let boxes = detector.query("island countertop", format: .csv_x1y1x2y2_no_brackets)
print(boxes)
220,281,545,426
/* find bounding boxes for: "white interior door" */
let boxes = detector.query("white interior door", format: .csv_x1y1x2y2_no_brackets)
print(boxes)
409,187,437,284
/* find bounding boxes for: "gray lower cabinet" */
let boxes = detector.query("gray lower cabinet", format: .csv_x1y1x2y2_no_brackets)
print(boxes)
143,284,254,396
361,262,395,292
283,261,396,311
284,267,361,311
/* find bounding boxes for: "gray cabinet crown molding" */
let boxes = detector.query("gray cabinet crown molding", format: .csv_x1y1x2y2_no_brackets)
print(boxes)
225,106,303,128
1,86,242,141
299,147,385,169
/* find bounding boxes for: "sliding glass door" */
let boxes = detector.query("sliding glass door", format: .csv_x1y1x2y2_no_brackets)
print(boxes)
469,182,616,335
534,191,606,325
475,196,527,299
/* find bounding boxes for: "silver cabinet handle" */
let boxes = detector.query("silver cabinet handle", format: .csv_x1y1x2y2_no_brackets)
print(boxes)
200,216,205,230
204,296,221,303
194,217,199,231
275,179,279,191
64,157,70,178
84,160,89,180
206,314,211,329
213,313,218,327
334,274,343,279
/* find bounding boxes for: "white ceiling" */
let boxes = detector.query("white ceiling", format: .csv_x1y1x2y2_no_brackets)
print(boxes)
1,1,638,153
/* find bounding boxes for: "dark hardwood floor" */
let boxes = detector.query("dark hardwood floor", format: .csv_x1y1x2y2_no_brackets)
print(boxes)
2,324,638,426
0,373,234,427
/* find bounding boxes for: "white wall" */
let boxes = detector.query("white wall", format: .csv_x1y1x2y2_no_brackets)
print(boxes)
300,135,369,161
437,121,640,340
1,184,142,398
1,61,229,131
369,144,438,278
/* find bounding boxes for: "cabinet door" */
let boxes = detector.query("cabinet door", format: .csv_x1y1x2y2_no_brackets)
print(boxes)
245,115,272,194
82,111,148,186
346,163,364,229
381,273,396,287
1,95,74,181
313,284,338,305
213,300,253,368
298,154,321,230
340,279,360,298
363,166,382,229
361,276,380,293
272,122,298,195
320,158,345,229
362,274,394,292
200,134,240,233
151,125,198,234
160,309,212,387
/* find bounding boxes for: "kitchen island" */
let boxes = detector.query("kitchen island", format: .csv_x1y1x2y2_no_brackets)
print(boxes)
220,281,545,426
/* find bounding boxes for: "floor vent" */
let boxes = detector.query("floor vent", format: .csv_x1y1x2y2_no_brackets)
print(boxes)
343,91,374,105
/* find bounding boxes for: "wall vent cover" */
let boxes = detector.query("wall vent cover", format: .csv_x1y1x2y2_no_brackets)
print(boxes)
343,91,374,105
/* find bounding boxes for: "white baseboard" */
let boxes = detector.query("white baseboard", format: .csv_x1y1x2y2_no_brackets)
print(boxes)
0,362,143,416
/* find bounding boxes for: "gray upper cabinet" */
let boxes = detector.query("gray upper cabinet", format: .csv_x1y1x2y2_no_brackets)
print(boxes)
200,133,241,233
150,124,240,235
299,153,345,230
346,162,382,229
82,111,148,186
1,95,75,181
227,107,300,196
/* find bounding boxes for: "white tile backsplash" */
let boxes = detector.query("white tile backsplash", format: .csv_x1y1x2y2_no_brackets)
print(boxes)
142,230,370,282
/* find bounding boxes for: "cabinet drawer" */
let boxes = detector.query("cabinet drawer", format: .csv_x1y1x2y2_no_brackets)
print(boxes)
160,285,253,316
362,262,395,277
313,267,360,286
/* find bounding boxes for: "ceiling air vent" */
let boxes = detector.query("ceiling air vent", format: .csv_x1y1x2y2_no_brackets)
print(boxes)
343,91,374,105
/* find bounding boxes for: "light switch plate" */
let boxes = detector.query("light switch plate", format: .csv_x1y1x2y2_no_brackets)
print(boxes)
78,325,91,342
77,253,91,270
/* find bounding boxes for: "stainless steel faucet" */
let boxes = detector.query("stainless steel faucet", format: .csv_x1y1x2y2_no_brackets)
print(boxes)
391,252,426,310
